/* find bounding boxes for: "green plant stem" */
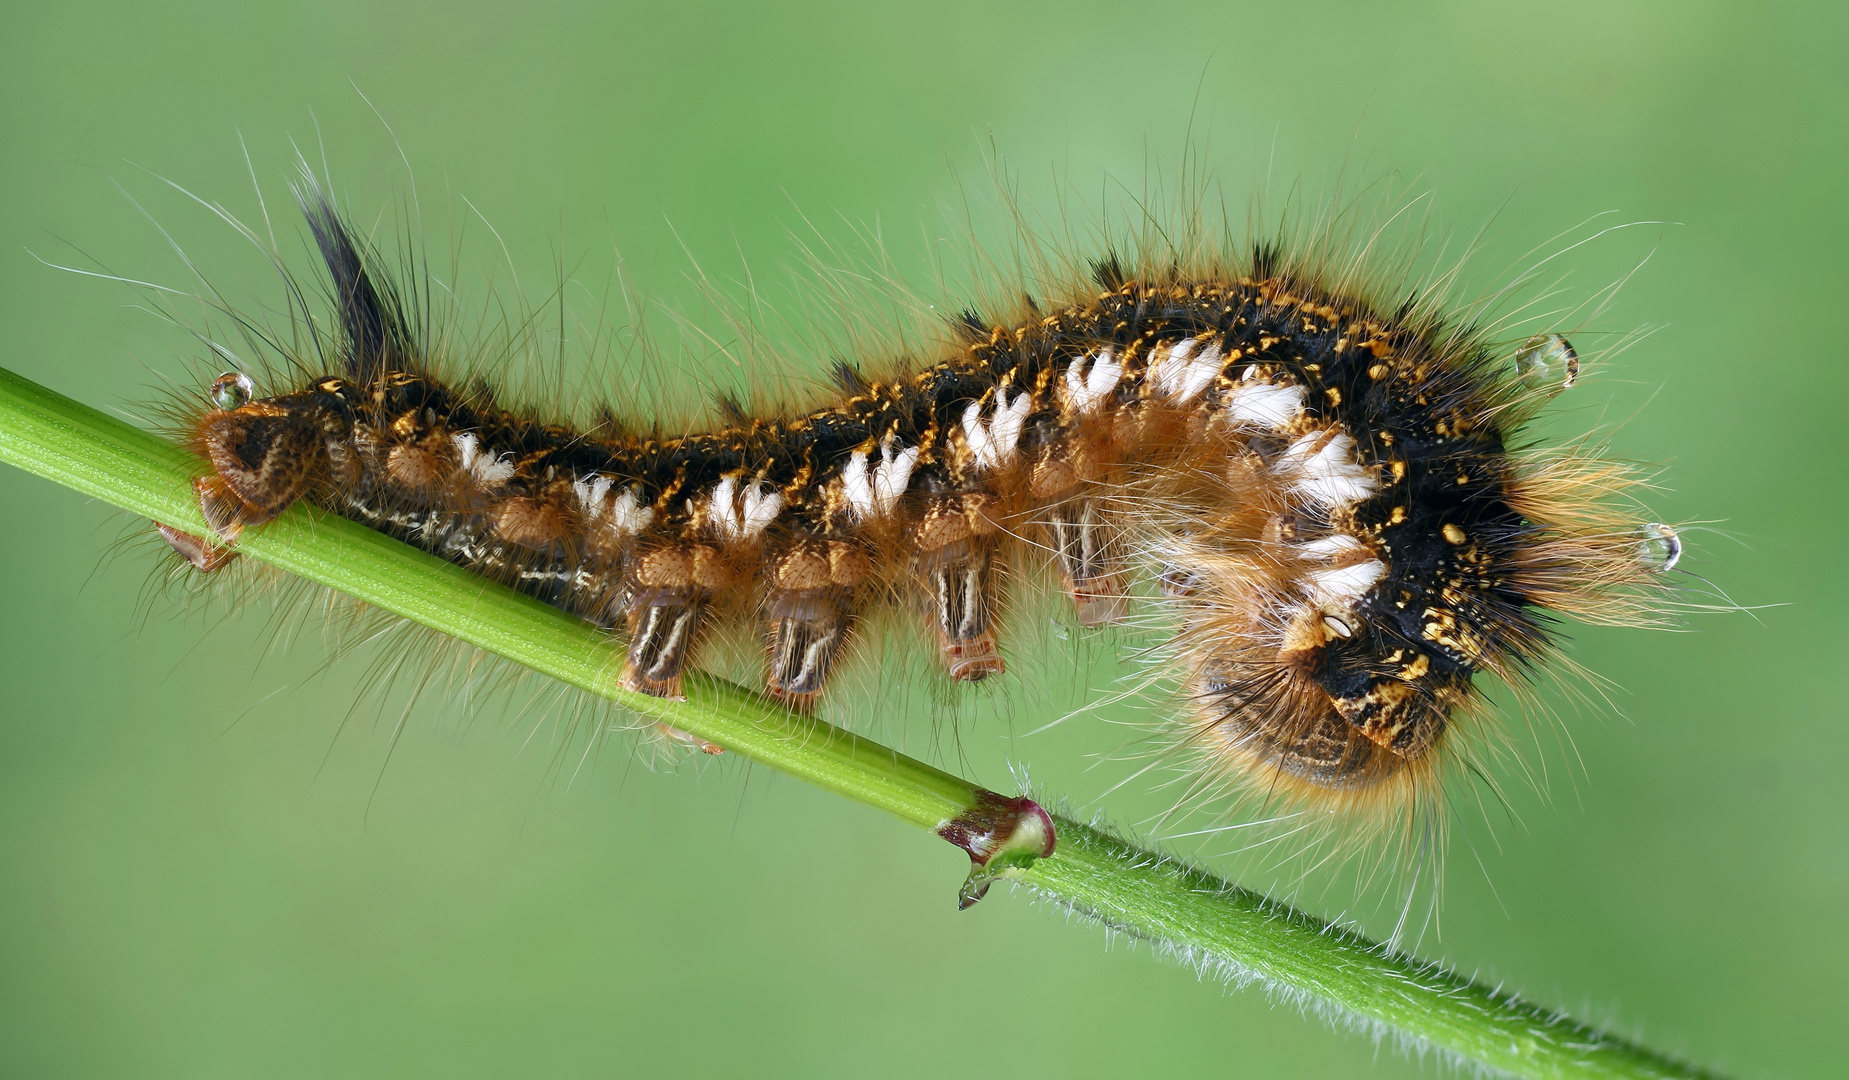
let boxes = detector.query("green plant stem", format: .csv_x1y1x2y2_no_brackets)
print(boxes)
0,364,1721,1080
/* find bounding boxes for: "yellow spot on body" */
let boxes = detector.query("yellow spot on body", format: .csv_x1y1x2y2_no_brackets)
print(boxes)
1420,606,1485,662
1442,523,1467,545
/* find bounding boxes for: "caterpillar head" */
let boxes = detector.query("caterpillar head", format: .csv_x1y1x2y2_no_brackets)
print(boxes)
179,372,358,541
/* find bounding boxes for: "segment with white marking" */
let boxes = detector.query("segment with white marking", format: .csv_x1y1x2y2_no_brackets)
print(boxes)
960,390,1033,471
842,435,920,520
1224,378,1308,429
1274,429,1377,509
1303,559,1388,605
572,474,654,536
572,473,613,516
452,432,516,485
1152,337,1225,403
704,476,737,534
608,487,653,534
739,482,784,536
702,475,785,540
1063,348,1121,415
1295,534,1367,562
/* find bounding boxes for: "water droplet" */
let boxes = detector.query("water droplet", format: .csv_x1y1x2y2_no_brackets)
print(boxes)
1637,522,1681,573
210,371,254,410
1513,334,1580,397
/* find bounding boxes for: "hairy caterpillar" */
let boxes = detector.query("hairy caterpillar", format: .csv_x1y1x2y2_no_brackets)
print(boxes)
142,165,1679,847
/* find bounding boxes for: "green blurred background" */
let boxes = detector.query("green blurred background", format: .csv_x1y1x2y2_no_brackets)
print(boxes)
2,2,1844,1076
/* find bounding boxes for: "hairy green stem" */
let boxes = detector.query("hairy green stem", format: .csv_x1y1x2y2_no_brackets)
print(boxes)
0,364,1721,1080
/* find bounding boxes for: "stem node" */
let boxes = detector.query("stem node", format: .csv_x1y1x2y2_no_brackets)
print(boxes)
937,790,1057,909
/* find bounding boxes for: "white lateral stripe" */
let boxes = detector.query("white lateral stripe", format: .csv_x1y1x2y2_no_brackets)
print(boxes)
1225,381,1306,428
961,390,1033,471
1276,429,1377,508
1063,347,1120,414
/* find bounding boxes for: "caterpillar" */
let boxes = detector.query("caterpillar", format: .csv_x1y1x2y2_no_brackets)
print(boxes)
147,170,1678,841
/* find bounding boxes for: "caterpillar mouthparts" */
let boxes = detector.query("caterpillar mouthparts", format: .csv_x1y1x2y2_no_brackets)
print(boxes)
156,189,1677,814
